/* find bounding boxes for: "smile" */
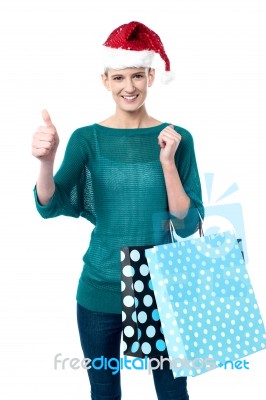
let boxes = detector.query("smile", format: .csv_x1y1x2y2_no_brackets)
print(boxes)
121,95,139,101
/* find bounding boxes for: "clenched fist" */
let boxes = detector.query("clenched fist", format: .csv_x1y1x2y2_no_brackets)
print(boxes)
158,124,181,166
32,110,59,162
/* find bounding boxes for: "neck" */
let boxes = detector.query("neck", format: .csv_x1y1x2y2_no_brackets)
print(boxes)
111,106,152,128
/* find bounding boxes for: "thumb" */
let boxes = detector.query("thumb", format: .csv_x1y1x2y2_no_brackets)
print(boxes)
42,109,53,127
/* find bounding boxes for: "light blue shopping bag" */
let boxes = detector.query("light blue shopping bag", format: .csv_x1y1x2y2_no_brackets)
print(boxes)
145,222,266,378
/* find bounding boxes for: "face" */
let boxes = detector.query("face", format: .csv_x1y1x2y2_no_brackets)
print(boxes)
101,67,155,112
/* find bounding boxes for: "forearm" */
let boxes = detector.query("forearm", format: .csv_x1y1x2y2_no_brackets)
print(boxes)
162,161,191,219
36,161,55,205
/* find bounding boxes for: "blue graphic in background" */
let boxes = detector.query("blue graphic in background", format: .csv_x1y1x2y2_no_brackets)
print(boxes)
202,173,248,263
151,172,249,263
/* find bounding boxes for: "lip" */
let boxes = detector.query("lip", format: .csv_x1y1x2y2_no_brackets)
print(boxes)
121,94,139,103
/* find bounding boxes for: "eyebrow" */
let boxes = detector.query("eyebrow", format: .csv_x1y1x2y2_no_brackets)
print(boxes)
110,71,146,78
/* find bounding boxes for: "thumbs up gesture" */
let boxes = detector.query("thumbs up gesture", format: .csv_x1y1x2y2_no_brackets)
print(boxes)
32,110,59,162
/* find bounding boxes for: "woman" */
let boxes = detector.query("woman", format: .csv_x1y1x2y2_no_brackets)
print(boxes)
32,21,204,400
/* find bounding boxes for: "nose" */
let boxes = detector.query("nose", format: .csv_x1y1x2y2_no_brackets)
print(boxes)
124,78,135,93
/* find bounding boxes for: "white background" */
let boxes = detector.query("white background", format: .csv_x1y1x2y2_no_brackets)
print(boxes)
1,0,265,399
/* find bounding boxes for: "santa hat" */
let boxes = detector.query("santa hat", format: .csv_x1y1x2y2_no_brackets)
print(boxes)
102,21,175,84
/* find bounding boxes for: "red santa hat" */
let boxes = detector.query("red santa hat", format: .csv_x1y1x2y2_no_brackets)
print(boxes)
102,21,175,84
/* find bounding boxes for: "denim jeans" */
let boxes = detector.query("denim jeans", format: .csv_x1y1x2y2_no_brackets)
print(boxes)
76,302,189,400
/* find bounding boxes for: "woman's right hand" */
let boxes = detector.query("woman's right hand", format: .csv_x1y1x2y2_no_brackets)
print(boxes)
32,109,59,163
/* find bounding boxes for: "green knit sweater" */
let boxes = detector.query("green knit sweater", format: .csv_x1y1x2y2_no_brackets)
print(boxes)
33,123,204,313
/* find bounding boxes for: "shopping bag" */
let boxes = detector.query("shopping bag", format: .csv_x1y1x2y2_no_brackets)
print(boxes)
145,223,266,378
120,244,168,358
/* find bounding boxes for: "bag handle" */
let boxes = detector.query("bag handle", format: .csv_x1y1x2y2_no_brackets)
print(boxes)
169,209,204,243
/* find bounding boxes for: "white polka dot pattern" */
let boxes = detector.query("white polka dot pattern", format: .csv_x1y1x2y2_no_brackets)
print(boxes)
145,230,266,377
121,244,168,358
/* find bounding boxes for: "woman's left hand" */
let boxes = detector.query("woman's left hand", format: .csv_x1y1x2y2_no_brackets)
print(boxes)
158,125,181,166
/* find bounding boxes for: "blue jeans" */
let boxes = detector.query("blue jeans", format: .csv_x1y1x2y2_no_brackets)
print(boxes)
76,302,189,400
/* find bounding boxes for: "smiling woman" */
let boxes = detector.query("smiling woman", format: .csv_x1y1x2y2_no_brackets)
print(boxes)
101,67,155,119
32,20,204,400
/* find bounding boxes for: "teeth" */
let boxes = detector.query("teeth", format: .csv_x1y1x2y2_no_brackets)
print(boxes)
123,96,137,100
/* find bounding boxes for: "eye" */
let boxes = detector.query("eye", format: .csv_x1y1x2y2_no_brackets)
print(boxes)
112,76,123,81
134,74,144,79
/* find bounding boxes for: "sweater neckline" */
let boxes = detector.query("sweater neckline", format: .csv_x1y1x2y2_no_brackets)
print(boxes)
93,122,168,133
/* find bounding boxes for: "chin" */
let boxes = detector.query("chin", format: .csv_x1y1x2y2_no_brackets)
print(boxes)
118,100,145,112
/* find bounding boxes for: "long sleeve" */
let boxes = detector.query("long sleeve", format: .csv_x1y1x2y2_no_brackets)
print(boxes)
168,127,204,238
33,128,96,225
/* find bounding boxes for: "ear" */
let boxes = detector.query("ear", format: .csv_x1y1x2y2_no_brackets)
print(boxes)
101,73,111,91
147,68,155,87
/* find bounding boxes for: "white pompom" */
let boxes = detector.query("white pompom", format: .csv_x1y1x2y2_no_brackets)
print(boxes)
161,70,175,84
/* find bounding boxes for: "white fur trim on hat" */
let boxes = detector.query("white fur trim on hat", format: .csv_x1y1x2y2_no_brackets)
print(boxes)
102,47,155,71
